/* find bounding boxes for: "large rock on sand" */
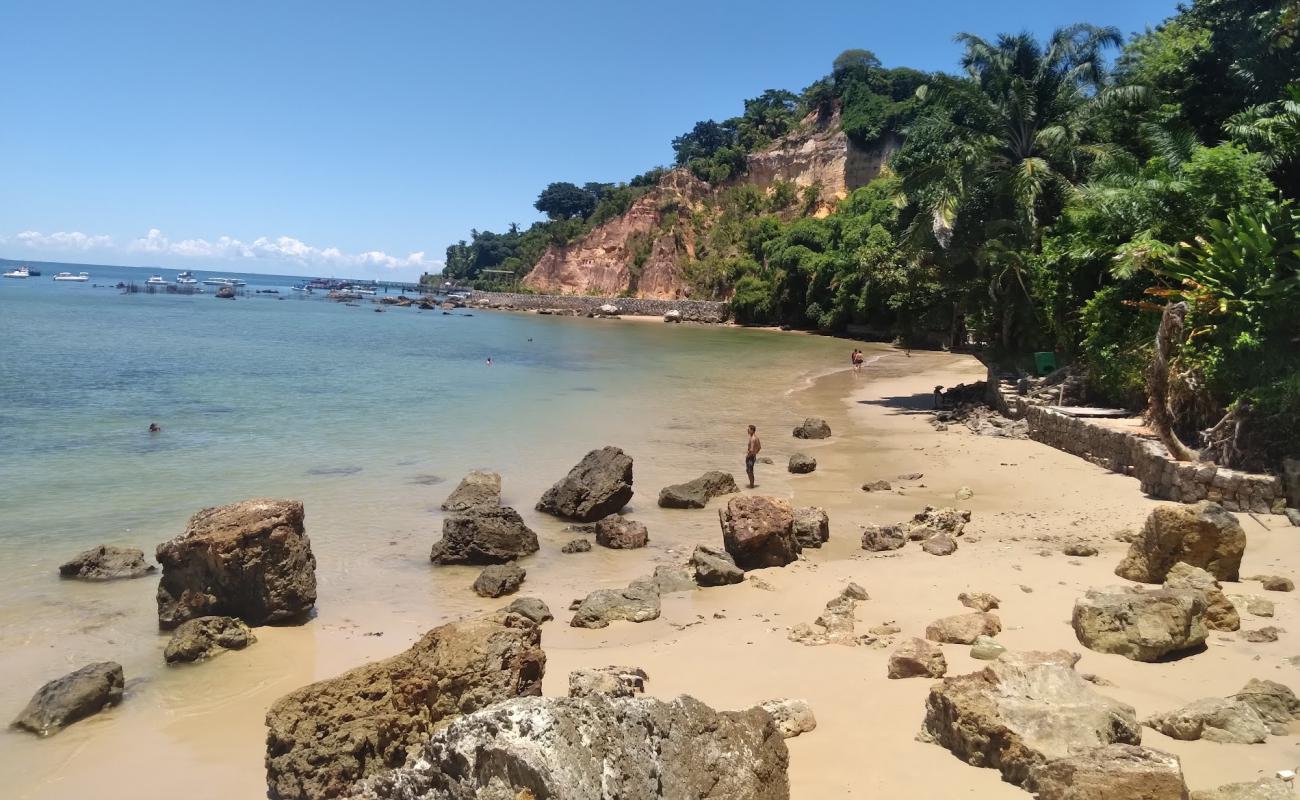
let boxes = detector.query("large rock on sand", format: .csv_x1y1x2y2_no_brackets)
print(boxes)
657,471,739,509
1143,697,1270,743
164,615,256,663
922,650,1140,788
264,610,545,800
888,637,947,679
471,563,525,598
1116,501,1245,583
1164,561,1240,631
570,581,661,628
594,515,649,549
156,499,316,629
926,612,1002,644
440,470,501,512
430,506,538,565
1029,744,1189,800
1232,678,1300,734
792,507,830,548
345,693,789,800
12,662,124,736
59,544,155,580
568,665,648,699
719,495,799,570
1072,588,1207,661
690,545,744,586
861,523,907,551
536,446,633,522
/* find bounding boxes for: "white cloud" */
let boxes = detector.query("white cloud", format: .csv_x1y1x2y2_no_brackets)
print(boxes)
10,230,114,250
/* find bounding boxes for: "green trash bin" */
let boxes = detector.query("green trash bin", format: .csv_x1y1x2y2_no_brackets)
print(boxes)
1033,352,1057,376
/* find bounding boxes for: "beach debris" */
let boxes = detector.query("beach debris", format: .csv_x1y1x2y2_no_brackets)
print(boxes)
536,446,634,522
58,544,155,580
440,470,502,512
1144,697,1270,744
649,565,697,594
862,479,892,492
1250,575,1295,592
569,579,660,629
922,533,958,556
12,662,124,737
657,470,739,509
264,610,545,800
925,612,1001,644
1241,626,1282,643
1072,588,1207,661
472,563,526,598
1062,540,1099,557
888,637,948,679
1029,744,1189,800
969,635,1007,661
920,650,1140,789
1190,778,1293,800
761,698,817,739
431,506,539,565
792,507,830,548
504,596,553,624
156,498,316,629
163,616,256,664
561,538,592,554
568,666,648,699
958,591,1000,612
594,514,649,549
719,495,799,570
1232,679,1300,734
955,486,974,500
787,452,817,474
344,694,790,800
1245,596,1275,617
1164,561,1240,631
860,523,907,551
1115,501,1245,584
690,545,744,586
792,417,831,439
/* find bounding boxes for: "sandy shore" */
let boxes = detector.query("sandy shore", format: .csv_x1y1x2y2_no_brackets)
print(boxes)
6,348,1296,798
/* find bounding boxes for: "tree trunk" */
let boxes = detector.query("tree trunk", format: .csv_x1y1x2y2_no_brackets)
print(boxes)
1147,301,1198,461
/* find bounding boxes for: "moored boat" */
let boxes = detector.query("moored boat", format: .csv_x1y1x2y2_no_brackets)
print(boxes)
2,266,31,278
176,271,198,285
52,271,90,282
146,275,168,285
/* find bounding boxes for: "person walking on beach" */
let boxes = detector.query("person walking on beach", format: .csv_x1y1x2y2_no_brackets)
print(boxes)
851,349,864,372
745,424,762,488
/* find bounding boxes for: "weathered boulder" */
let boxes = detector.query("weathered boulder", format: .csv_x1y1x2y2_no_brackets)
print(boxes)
594,515,649,549
471,563,525,598
921,650,1141,788
1164,561,1240,631
650,565,697,594
657,471,739,509
164,615,256,663
1254,574,1295,592
1231,679,1300,734
12,662,124,736
345,694,790,800
440,470,501,512
760,698,817,739
861,523,907,551
1143,697,1269,744
720,495,799,570
970,635,1007,661
787,453,817,474
959,591,1000,612
430,506,538,565
1245,596,1274,616
568,665,648,699
1115,501,1245,583
1063,541,1099,557
1028,745,1189,800
1241,626,1281,642
561,538,591,554
536,446,634,522
922,533,958,556
156,498,316,629
264,611,545,800
1192,778,1293,800
570,581,660,629
504,596,552,624
1072,588,1207,661
926,612,1002,644
690,545,744,586
862,480,892,492
792,417,831,439
58,544,155,580
888,637,948,678
792,506,830,548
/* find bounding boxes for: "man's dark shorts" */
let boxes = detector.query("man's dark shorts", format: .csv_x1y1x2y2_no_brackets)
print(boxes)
745,455,756,471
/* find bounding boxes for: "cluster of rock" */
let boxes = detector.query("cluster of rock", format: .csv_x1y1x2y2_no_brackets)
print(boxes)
861,505,971,556
466,292,731,323
789,583,872,646
1143,679,1300,744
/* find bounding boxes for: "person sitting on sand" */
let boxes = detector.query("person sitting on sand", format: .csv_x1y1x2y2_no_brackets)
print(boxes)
745,424,762,488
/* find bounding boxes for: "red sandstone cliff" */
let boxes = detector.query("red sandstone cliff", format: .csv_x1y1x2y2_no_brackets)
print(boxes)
522,114,897,299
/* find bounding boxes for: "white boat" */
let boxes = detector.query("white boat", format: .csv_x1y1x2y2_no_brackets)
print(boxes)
355,287,377,295
146,275,168,285
202,277,247,287
2,266,30,278
176,271,197,285
53,271,90,282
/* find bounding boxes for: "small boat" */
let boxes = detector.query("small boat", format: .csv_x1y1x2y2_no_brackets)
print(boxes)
176,271,198,285
2,266,31,278
355,287,377,296
291,284,313,294
53,271,90,282
146,275,168,285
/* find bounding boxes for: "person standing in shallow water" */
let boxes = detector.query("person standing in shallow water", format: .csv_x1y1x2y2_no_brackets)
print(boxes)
745,424,762,488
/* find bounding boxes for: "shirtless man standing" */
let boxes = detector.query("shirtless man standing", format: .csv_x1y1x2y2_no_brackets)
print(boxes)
745,424,762,488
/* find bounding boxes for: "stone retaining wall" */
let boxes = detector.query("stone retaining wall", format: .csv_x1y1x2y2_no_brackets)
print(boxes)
1023,404,1287,514
467,292,730,323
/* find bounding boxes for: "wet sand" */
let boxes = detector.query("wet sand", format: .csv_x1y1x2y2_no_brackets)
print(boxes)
5,346,1296,798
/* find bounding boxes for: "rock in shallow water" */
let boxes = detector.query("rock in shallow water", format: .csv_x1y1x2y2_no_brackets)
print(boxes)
792,417,831,439
164,615,256,663
690,545,743,586
58,544,155,580
471,563,525,598
594,514,648,549
345,694,790,800
12,661,124,736
503,596,552,624
430,506,538,565
536,446,634,522
787,453,816,474
657,471,739,509
439,470,501,512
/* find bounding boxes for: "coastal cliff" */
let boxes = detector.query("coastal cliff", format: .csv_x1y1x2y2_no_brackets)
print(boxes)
522,114,898,299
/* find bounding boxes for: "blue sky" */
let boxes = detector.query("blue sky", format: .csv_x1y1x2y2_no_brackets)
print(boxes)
1,0,1180,279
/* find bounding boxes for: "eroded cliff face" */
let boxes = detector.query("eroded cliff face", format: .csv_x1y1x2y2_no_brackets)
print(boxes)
522,114,897,299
